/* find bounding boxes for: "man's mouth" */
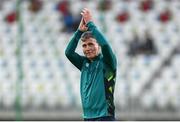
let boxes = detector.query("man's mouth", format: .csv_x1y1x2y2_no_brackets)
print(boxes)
86,52,92,55
86,54,91,56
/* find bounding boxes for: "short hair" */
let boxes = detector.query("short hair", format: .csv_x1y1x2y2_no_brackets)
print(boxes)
81,31,94,42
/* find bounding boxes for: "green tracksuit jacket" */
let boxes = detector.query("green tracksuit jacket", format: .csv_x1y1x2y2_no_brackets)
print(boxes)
65,21,117,119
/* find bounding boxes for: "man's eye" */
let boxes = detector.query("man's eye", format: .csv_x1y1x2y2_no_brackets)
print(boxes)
88,43,93,46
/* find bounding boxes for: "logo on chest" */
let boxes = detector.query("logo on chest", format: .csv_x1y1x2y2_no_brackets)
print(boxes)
85,63,89,67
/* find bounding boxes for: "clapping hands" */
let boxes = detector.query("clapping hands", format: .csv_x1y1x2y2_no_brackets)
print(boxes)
78,8,93,32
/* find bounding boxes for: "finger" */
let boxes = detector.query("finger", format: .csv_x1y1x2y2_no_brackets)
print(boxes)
81,12,86,17
82,10,87,14
81,10,87,15
84,8,88,10
83,8,90,13
80,17,83,23
81,13,87,19
83,8,88,12
82,8,90,13
82,17,86,24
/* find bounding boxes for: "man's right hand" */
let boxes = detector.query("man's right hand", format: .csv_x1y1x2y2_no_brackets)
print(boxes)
81,8,93,24
78,17,88,32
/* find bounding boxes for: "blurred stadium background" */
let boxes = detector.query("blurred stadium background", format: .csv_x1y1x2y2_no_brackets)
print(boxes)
0,0,180,120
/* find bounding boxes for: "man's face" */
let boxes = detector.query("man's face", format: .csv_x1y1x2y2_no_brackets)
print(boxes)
82,38,100,60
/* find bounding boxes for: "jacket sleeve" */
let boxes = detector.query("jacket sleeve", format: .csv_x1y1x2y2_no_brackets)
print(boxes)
87,21,117,70
65,30,85,70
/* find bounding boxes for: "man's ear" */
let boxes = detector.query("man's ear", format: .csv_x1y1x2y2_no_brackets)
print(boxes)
98,45,102,54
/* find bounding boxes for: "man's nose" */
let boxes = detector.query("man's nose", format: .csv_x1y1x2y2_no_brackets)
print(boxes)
86,45,91,50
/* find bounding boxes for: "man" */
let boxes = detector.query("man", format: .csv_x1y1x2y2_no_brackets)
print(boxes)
65,8,117,121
